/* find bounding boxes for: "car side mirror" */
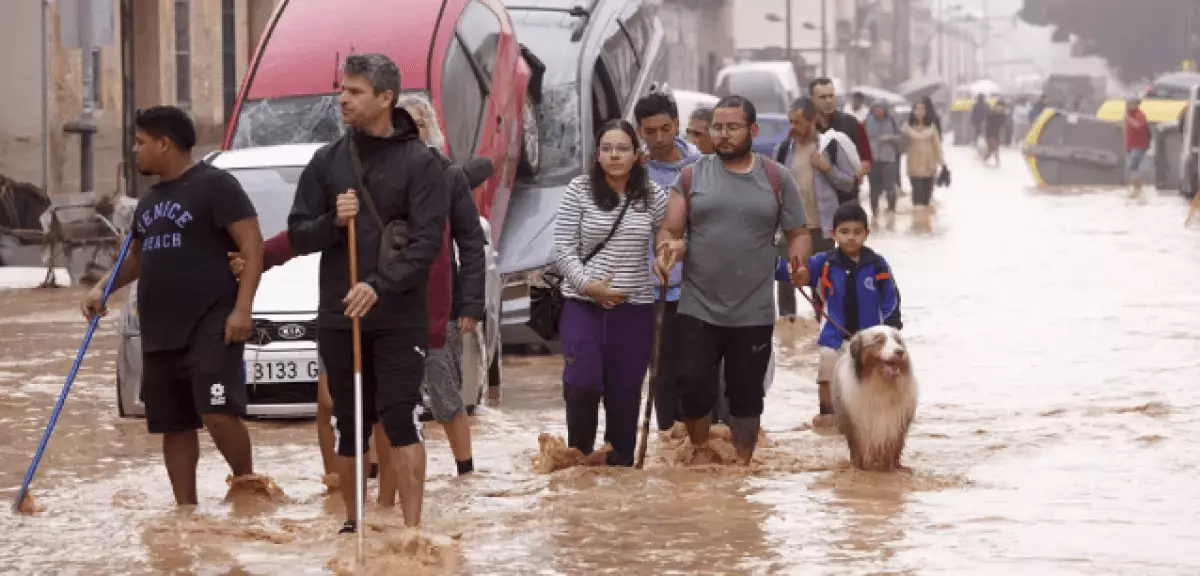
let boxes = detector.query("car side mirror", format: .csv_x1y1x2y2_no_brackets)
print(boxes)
463,157,495,189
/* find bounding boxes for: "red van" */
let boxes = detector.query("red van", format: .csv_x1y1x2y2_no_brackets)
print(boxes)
221,0,543,241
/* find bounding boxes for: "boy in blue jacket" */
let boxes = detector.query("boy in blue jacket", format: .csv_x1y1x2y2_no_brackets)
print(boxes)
791,202,901,427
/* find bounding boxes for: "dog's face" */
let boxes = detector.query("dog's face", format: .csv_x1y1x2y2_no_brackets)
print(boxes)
849,326,910,381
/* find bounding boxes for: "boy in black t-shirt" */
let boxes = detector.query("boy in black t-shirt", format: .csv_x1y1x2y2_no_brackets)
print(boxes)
81,106,265,506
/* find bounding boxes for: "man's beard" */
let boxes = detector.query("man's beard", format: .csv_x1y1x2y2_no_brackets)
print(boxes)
715,139,753,162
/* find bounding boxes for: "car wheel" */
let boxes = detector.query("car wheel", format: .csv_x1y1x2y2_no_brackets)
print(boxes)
517,94,541,178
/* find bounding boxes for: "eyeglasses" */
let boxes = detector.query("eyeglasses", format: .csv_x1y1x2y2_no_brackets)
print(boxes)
685,128,706,138
709,123,747,135
598,144,635,155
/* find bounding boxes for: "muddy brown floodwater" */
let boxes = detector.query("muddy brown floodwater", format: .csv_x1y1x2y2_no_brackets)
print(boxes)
3,147,1200,574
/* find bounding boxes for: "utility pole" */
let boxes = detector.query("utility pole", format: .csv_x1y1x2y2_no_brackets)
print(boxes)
820,0,828,77
785,0,793,65
63,0,100,194
936,0,943,76
980,0,990,78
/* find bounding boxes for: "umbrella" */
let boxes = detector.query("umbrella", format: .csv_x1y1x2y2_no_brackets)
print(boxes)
897,76,945,101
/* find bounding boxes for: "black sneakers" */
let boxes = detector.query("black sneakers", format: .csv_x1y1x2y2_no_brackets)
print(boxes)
339,520,357,534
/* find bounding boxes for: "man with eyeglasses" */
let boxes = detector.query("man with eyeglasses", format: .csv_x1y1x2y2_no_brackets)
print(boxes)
655,95,812,465
685,107,715,155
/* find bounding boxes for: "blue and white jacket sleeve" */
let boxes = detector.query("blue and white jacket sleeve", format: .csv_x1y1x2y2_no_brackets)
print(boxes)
878,257,902,329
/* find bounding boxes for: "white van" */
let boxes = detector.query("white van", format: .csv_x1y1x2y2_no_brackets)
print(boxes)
714,61,802,115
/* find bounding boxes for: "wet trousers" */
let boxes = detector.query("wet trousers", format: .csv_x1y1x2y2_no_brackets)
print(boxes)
910,176,935,206
560,299,654,466
654,300,730,429
869,162,898,214
674,313,774,420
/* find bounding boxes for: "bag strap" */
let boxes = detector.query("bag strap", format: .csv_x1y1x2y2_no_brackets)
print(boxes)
774,137,791,164
347,137,387,232
580,194,631,265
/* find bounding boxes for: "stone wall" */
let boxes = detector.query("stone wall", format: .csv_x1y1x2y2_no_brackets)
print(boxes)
0,0,277,196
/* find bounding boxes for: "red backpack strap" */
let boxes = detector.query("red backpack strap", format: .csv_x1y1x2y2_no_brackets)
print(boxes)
759,154,784,232
759,154,783,203
680,165,693,197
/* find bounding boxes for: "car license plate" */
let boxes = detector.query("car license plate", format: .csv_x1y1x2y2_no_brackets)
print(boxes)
246,359,319,383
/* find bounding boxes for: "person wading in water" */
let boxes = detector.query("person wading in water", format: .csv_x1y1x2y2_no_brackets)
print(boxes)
656,95,812,464
287,54,448,532
82,106,264,506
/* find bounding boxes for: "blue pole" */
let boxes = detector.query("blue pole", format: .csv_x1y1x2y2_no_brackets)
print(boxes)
12,233,135,512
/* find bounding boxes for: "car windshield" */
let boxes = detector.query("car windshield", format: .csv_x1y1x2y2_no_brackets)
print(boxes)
229,91,434,150
230,94,344,149
224,167,304,238
1146,84,1193,100
722,72,786,114
511,9,585,182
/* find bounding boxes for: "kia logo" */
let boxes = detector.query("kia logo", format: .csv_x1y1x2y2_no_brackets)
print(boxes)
277,324,306,340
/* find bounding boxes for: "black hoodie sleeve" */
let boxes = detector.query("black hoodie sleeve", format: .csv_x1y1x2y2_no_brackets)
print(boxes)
363,152,448,295
447,167,487,319
287,152,340,255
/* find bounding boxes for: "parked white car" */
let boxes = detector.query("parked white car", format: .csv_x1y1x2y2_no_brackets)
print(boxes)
116,144,503,419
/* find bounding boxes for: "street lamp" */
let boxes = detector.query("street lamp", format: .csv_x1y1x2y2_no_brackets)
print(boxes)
763,8,793,65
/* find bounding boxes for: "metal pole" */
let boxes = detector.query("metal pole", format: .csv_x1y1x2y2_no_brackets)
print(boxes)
820,0,827,77
41,0,50,192
981,0,989,78
784,0,793,65
935,0,942,76
79,0,96,193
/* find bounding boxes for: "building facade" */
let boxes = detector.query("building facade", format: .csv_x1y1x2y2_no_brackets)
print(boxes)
0,0,277,197
652,0,737,93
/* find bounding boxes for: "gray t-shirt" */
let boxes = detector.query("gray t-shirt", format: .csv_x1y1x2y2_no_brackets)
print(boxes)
672,155,807,327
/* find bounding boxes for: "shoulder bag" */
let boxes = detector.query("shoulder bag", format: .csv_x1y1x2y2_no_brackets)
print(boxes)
347,138,408,271
526,194,632,341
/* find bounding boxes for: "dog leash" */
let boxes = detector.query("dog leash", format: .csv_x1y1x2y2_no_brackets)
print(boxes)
796,286,853,338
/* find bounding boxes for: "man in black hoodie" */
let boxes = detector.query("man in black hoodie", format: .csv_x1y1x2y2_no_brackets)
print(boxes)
287,53,448,532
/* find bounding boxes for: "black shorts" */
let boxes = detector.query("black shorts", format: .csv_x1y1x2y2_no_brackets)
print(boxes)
142,335,248,434
673,313,773,420
319,327,428,455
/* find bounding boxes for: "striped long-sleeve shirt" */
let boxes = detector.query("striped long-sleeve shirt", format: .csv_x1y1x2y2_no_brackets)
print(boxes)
554,175,668,306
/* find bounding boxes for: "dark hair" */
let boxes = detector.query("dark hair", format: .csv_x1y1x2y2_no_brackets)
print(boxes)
134,106,197,151
634,93,678,123
690,106,713,123
343,53,402,107
788,97,819,119
590,119,651,212
808,77,835,95
917,96,942,134
713,95,756,125
832,201,869,230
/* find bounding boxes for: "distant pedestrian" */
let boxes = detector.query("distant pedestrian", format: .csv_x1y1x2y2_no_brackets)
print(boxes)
686,107,716,155
809,77,874,203
775,96,855,318
863,102,902,229
1125,98,1151,198
903,100,944,233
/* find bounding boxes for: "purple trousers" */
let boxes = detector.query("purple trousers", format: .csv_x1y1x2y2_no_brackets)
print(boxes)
560,298,654,464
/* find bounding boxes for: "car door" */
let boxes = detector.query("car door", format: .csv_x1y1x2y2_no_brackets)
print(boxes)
449,0,506,223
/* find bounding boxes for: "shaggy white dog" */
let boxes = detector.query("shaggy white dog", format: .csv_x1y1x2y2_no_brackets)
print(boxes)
831,325,918,471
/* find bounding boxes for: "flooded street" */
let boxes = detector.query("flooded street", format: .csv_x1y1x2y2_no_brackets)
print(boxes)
3,146,1200,575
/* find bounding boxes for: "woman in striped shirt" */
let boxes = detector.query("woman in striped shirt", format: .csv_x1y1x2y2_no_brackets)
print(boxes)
554,119,668,466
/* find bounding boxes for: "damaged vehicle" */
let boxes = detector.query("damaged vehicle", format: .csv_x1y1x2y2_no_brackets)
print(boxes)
116,145,506,418
499,0,666,347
